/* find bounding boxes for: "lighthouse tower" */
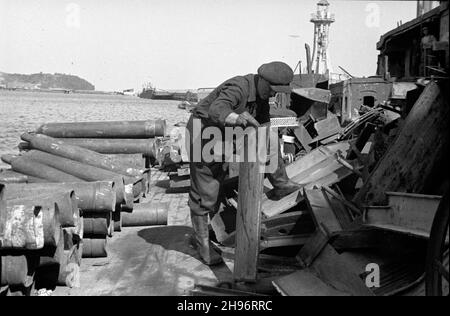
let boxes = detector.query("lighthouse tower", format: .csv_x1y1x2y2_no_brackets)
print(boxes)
310,0,335,75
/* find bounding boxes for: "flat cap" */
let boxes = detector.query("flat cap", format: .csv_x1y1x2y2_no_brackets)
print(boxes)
258,61,294,93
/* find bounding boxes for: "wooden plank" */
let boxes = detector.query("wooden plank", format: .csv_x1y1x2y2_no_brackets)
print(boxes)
264,141,351,189
262,211,309,229
293,125,312,152
262,211,315,237
354,81,449,206
262,159,354,218
191,284,266,296
260,234,310,250
304,188,342,233
262,143,354,218
303,166,354,190
216,210,313,247
309,115,343,144
291,156,338,184
296,228,330,267
261,189,303,218
323,190,353,228
322,186,360,221
287,142,350,178
319,134,340,145
273,270,349,296
234,130,265,282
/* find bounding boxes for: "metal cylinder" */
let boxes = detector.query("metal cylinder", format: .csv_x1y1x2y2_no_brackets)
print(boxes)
23,150,129,181
0,170,28,183
7,191,79,228
21,133,145,177
83,216,109,236
121,202,169,227
1,154,83,183
22,139,156,158
83,211,112,237
36,229,80,288
0,256,32,287
26,176,50,183
36,120,166,138
5,201,61,248
82,238,107,258
105,153,147,169
21,150,133,206
1,182,116,213
0,202,58,250
38,229,64,266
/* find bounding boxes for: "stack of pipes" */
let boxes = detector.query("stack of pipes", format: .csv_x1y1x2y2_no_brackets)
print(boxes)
0,120,171,294
0,187,82,294
20,120,166,170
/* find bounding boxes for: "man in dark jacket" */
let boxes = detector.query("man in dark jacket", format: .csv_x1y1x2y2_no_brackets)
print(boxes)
186,61,301,265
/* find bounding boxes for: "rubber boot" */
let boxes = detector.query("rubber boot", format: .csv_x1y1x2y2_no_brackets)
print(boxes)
267,151,301,200
190,212,224,266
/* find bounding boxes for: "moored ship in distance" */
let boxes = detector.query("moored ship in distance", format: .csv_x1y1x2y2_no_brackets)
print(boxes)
138,82,198,101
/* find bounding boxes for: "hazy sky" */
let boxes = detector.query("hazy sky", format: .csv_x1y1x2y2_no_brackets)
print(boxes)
0,0,417,91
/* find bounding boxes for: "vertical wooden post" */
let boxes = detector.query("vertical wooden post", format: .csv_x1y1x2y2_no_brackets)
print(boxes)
234,128,265,282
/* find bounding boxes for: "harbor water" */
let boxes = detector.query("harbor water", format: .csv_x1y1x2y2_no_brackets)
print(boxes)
0,90,191,169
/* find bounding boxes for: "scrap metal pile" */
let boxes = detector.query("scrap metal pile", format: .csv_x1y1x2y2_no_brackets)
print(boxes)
194,80,448,296
0,120,169,295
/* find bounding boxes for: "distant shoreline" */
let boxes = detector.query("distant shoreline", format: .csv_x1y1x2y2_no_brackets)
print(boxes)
0,87,132,96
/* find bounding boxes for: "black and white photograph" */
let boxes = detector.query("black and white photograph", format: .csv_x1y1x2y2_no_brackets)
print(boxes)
0,0,448,299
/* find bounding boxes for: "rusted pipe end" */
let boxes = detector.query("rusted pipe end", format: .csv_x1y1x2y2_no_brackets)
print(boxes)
1,154,18,165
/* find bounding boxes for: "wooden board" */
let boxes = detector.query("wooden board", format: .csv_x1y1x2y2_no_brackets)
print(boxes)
323,189,354,230
234,133,265,282
304,188,342,233
264,141,350,190
292,158,353,187
260,234,310,250
297,229,330,267
293,125,312,152
261,166,354,219
261,189,304,218
309,115,343,144
273,270,349,296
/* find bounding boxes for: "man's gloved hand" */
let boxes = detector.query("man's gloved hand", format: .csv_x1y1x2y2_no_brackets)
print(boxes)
225,111,260,127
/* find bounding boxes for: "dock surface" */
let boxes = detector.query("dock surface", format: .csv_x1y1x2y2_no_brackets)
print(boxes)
53,168,235,296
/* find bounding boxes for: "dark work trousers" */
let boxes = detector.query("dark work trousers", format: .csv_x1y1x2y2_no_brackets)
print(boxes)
186,114,227,216
186,114,283,217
